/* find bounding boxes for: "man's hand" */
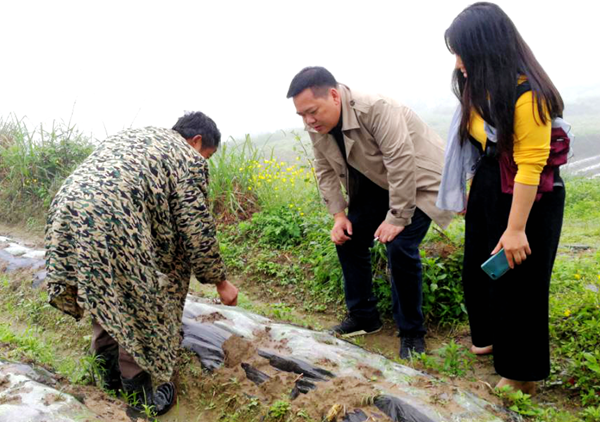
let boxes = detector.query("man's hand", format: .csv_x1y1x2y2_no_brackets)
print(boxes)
331,212,352,245
491,229,531,269
374,221,404,243
216,280,238,306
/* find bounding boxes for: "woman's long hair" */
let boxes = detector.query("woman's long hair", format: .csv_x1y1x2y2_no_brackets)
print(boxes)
445,2,564,154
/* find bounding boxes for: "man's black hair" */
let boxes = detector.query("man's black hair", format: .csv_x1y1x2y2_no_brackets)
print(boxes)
172,111,221,148
286,66,337,98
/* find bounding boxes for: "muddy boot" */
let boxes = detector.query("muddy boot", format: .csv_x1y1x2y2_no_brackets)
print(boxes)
121,371,176,416
95,349,122,391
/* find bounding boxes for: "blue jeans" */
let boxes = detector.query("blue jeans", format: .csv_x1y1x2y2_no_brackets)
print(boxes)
336,197,431,337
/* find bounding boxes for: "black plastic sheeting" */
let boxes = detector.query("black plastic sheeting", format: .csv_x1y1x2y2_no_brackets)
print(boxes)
181,321,229,371
182,321,330,400
0,249,45,272
341,409,369,422
257,350,335,381
182,320,442,421
375,395,437,422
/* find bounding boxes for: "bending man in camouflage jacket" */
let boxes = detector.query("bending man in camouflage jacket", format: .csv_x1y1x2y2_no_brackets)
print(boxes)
45,111,238,416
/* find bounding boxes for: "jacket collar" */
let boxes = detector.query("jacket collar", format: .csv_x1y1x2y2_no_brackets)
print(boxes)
338,84,361,131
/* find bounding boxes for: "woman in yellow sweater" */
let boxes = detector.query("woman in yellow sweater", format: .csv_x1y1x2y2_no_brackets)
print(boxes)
444,2,565,393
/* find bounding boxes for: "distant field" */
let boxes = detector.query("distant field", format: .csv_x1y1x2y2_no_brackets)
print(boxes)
563,135,600,178
236,96,599,176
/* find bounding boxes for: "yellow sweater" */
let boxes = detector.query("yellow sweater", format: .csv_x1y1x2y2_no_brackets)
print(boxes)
469,81,551,186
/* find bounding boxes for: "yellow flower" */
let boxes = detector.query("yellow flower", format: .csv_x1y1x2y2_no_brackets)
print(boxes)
248,187,252,191
575,274,581,280
239,167,243,171
564,309,571,317
300,212,304,216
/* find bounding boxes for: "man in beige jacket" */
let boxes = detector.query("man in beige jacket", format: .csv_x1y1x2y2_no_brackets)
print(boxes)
287,67,452,358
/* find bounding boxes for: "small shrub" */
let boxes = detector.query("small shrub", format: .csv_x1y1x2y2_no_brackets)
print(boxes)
249,207,304,247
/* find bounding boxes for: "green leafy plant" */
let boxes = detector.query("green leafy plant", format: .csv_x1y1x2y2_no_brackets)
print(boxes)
266,399,291,421
436,340,474,377
580,405,600,422
496,386,543,417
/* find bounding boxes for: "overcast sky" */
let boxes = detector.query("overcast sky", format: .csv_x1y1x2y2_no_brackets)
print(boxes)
1,0,598,141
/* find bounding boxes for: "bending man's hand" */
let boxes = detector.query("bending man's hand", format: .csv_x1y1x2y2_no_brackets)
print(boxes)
374,221,404,244
331,212,352,245
216,280,238,306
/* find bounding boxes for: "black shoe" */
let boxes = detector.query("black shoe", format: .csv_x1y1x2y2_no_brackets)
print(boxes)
400,336,426,359
96,349,122,391
330,315,383,338
121,371,177,416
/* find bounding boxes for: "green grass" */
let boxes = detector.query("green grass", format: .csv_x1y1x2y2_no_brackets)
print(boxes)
560,176,600,248
0,273,93,384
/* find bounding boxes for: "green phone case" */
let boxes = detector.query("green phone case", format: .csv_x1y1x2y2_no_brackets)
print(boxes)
481,248,510,280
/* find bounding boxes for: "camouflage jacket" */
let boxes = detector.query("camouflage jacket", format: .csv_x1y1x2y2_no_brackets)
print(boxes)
45,127,226,383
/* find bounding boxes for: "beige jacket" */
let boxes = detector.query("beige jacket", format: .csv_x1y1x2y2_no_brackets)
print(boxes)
308,84,453,229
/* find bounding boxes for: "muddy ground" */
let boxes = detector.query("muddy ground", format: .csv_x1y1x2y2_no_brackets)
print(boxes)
0,224,580,421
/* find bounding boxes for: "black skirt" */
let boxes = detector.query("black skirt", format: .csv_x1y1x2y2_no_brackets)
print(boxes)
462,155,565,381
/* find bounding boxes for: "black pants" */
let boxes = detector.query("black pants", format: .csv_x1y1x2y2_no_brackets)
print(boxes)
463,156,564,381
336,181,431,337
91,320,143,379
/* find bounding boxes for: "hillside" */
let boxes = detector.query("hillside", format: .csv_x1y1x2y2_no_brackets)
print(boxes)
234,94,599,178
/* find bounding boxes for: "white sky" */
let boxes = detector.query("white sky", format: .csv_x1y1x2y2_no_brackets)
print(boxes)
1,0,598,141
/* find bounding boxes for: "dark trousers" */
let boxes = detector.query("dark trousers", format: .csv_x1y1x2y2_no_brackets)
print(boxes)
91,320,143,379
463,157,564,381
336,185,431,337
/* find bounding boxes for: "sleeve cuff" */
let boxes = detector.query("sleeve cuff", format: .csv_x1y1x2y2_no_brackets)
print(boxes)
514,165,542,186
326,198,348,215
198,266,227,285
384,208,414,227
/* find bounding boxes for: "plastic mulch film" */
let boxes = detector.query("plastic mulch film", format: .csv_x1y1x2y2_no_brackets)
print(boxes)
182,297,506,422
0,361,98,422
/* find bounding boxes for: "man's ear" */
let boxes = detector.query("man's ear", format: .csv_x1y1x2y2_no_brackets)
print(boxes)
187,134,203,150
331,88,341,106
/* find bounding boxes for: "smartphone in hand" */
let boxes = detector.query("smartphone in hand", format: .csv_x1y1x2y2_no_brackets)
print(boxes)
481,248,510,280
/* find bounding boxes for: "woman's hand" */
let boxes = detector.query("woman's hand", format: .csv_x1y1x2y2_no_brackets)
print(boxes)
492,229,531,269
493,182,537,269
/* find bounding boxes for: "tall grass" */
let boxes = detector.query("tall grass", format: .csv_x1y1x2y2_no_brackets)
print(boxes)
209,133,320,220
0,115,93,228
